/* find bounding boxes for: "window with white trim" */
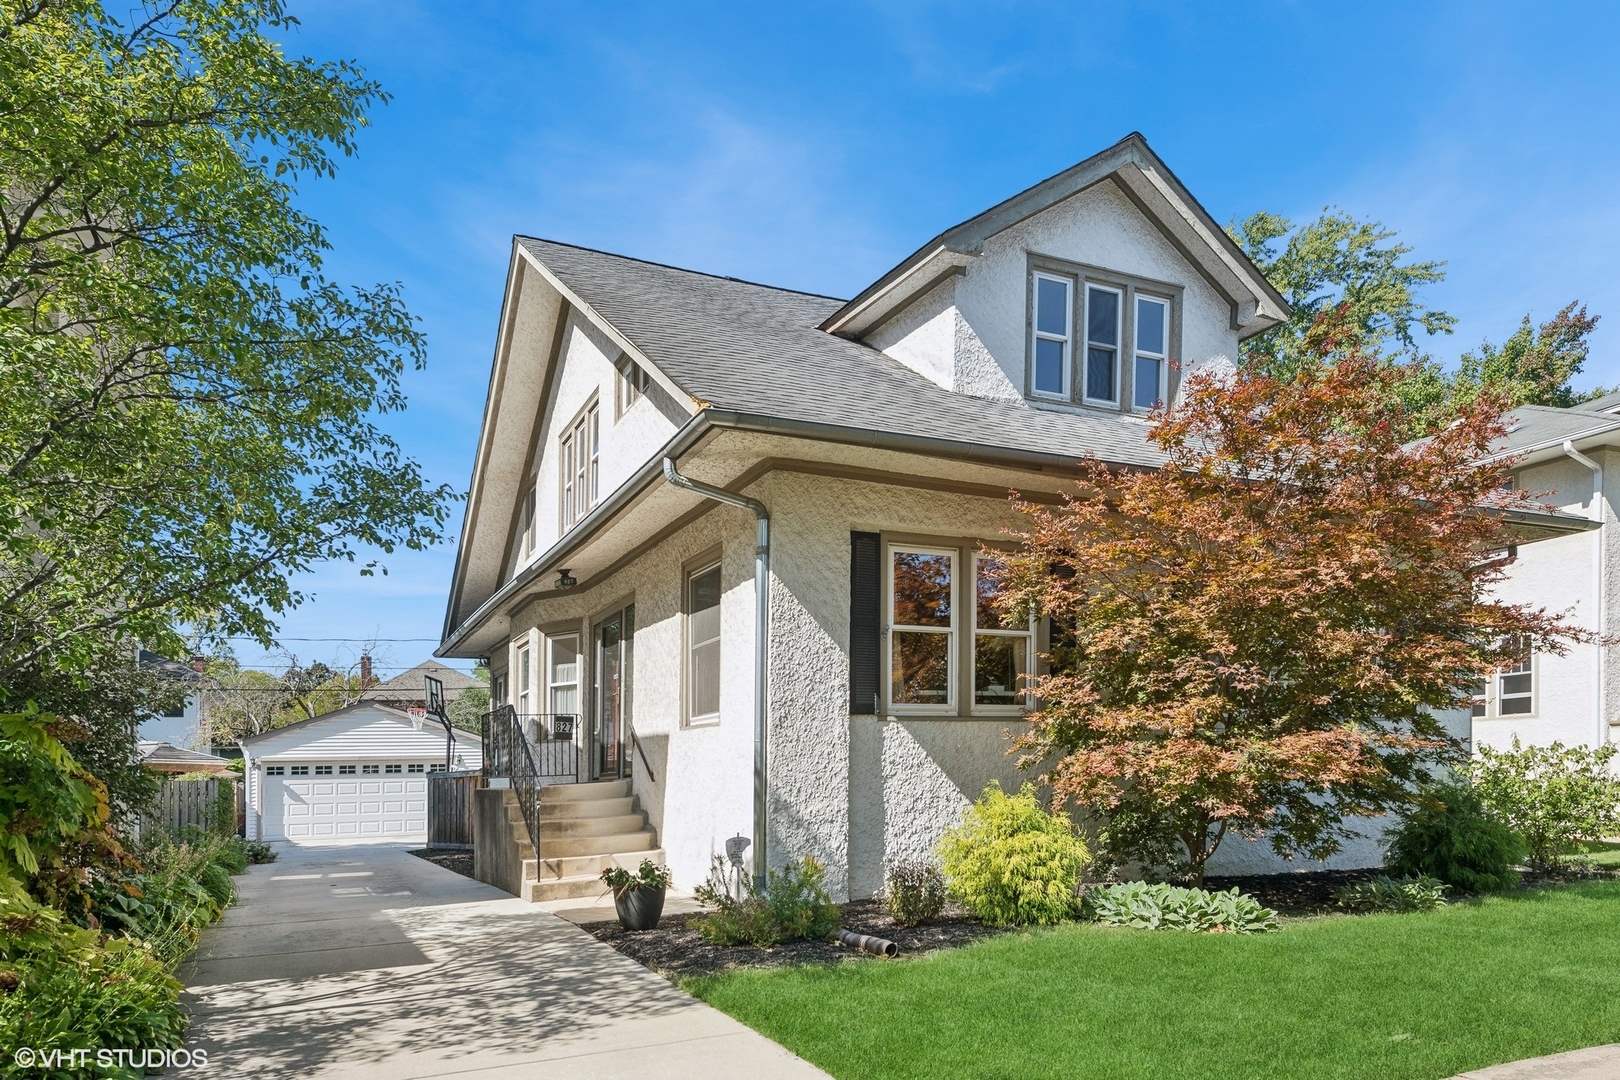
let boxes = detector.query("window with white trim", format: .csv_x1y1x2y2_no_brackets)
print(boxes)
547,634,580,717
362,764,379,775
687,562,722,724
1498,638,1534,715
516,643,533,715
888,547,957,712
266,765,285,776
519,485,536,559
973,554,1032,710
1084,285,1121,405
290,765,309,776
1133,296,1169,411
560,401,600,531
1030,274,1072,398
618,361,652,414
385,764,402,775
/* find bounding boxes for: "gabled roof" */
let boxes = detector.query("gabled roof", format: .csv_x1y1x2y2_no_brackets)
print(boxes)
516,238,1168,470
361,659,483,702
819,133,1290,340
1487,404,1620,461
138,741,233,773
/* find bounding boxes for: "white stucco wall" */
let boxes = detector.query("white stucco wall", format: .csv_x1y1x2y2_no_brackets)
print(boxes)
868,182,1239,409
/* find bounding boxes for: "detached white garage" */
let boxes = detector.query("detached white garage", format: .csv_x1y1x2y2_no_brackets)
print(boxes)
240,703,483,842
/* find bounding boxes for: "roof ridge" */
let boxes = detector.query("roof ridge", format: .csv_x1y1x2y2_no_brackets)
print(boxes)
516,236,849,303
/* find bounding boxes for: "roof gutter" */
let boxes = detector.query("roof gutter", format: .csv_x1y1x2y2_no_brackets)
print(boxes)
662,458,771,888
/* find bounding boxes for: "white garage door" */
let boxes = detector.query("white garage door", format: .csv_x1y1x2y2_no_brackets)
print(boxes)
261,765,429,841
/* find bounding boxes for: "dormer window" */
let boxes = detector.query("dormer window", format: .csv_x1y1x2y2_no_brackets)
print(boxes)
1031,274,1071,398
1027,261,1179,414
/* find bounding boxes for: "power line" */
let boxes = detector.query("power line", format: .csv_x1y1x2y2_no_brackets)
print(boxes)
221,636,441,643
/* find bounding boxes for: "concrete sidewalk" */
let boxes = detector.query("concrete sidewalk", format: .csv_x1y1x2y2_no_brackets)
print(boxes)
1451,1044,1620,1079
181,842,827,1079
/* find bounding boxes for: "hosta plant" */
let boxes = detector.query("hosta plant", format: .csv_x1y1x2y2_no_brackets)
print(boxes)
1083,881,1278,934
1336,875,1448,913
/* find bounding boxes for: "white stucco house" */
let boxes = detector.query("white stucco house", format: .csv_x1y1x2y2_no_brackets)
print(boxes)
435,133,1580,899
239,702,483,842
1469,396,1620,753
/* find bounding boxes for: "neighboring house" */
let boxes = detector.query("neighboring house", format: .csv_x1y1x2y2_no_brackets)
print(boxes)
238,702,483,842
359,658,485,713
138,740,234,777
135,650,207,747
434,133,1568,898
1469,396,1620,753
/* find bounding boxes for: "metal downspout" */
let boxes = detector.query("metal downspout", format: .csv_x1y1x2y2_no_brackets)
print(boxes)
662,458,771,887
1562,440,1606,747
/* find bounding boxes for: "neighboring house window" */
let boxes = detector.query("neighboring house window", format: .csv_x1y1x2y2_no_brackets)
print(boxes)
1030,273,1072,398
266,765,285,776
408,763,425,774
315,765,333,776
687,562,722,724
618,360,652,415
362,764,379,775
560,400,600,531
1498,638,1534,715
429,763,447,773
888,547,956,712
516,643,533,714
385,764,402,775
547,634,579,716
1084,284,1121,406
290,765,309,776
1133,296,1169,411
338,765,356,775
973,554,1032,710
160,701,185,718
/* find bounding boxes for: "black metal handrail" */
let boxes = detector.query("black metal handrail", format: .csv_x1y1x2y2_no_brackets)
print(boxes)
481,705,544,858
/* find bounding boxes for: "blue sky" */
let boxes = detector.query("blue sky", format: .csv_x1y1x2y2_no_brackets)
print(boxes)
238,0,1620,677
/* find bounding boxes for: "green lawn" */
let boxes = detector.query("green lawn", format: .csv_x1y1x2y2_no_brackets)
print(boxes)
1582,841,1620,868
687,883,1620,1080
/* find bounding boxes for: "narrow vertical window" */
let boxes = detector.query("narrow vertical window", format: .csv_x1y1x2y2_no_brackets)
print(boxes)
560,400,600,531
520,486,536,558
1030,274,1071,398
516,643,532,715
972,554,1032,710
618,361,651,414
1498,638,1533,715
888,547,955,711
1085,285,1121,405
1133,296,1169,411
1470,678,1487,718
687,563,722,723
547,634,579,716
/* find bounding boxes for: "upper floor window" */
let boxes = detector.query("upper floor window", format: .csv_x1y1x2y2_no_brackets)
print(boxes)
560,401,599,531
519,486,536,558
686,562,722,724
617,360,652,415
1027,266,1176,414
1133,296,1169,411
1497,638,1534,716
1031,274,1071,398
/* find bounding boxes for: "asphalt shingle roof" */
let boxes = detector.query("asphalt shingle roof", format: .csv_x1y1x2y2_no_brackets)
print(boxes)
1491,404,1620,456
519,238,1167,469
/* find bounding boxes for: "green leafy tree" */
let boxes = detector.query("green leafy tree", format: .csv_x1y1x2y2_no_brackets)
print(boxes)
447,664,491,732
1451,303,1608,410
0,0,453,699
1472,739,1620,873
1228,209,1456,376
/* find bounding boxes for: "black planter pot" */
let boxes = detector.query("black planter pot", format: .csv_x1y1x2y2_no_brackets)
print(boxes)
614,885,666,931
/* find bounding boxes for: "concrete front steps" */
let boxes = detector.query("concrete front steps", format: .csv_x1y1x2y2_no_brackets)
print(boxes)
514,779,662,903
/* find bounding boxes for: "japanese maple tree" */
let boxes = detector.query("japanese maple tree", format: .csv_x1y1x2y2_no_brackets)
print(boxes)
995,317,1587,882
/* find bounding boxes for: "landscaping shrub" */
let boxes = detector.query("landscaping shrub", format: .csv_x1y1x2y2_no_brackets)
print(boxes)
600,859,672,896
1335,875,1448,913
238,838,277,865
884,860,947,926
1385,780,1522,892
1472,739,1620,873
693,856,840,947
212,837,250,876
937,782,1087,926
1082,881,1278,933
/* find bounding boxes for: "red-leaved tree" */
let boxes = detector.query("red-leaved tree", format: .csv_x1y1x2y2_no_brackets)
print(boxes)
995,317,1588,882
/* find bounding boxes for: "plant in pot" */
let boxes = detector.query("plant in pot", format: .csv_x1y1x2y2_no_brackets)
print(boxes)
601,859,673,931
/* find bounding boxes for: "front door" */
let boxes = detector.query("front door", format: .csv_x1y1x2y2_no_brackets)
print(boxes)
592,607,633,779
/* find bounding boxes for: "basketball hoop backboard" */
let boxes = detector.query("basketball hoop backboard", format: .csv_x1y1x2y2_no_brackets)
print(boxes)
424,674,445,720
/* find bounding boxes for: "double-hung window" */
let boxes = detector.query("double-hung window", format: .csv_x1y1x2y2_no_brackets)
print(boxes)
1084,285,1122,406
547,634,579,717
1133,296,1169,411
1497,637,1534,715
686,562,722,724
560,401,600,531
973,554,1032,710
888,547,957,711
1030,274,1072,398
618,361,651,414
515,643,533,715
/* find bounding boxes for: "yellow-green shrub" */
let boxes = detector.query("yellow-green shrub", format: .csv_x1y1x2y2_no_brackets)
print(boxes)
938,783,1087,925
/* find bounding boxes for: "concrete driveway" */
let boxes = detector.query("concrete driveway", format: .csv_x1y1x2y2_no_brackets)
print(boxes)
181,842,827,1079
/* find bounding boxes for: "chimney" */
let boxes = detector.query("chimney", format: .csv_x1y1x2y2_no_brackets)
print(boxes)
190,655,207,674
360,653,373,689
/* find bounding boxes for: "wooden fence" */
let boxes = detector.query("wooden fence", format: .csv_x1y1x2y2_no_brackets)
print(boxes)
136,778,243,842
428,771,485,848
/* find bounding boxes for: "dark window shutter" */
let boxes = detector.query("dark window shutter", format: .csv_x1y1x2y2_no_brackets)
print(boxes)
849,531,882,714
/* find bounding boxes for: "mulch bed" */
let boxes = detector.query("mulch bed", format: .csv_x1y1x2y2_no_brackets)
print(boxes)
409,848,474,879
586,898,1012,980
1202,869,1387,917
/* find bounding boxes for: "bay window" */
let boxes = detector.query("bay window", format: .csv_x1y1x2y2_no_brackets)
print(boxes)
547,634,579,717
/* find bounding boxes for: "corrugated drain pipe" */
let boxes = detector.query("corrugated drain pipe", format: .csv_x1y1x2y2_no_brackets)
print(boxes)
662,458,770,888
